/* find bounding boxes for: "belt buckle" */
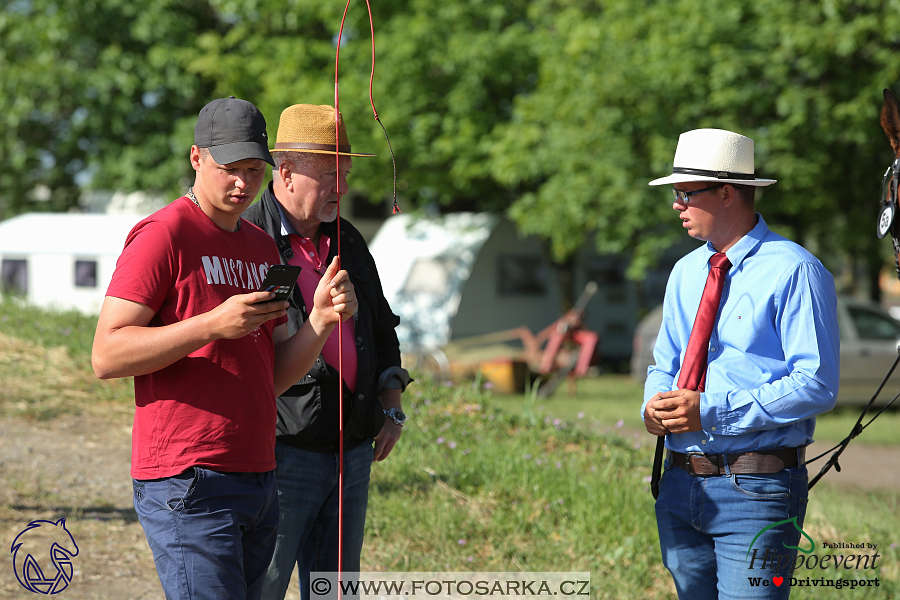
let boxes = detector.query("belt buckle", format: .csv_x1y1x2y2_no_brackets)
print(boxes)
685,451,709,476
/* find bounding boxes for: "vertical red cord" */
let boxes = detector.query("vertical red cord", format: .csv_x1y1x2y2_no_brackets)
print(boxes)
332,2,394,596
335,1,351,595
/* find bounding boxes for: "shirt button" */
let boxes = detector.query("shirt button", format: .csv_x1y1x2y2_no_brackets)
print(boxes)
701,440,707,445
711,427,716,431
358,394,364,401
710,347,716,352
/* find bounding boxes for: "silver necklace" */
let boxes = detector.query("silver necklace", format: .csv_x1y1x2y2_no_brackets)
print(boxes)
188,187,241,231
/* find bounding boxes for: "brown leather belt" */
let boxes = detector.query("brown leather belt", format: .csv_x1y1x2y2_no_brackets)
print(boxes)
668,447,805,476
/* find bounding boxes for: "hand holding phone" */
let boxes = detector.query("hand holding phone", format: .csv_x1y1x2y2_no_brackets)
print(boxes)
258,264,302,302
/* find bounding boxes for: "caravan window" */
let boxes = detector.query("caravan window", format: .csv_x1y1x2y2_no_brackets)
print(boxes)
498,255,547,296
75,259,98,288
1,259,27,294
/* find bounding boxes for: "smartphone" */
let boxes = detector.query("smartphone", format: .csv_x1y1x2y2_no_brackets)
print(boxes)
258,264,302,302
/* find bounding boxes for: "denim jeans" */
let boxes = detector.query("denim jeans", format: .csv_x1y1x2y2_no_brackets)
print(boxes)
260,439,374,600
655,459,808,600
133,467,279,600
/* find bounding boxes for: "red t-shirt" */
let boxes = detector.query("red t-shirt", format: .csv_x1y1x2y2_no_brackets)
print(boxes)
107,197,287,479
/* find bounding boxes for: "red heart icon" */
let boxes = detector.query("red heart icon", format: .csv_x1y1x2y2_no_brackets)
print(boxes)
772,577,783,587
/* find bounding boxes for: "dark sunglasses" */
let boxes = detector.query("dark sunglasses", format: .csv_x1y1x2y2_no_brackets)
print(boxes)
672,184,725,204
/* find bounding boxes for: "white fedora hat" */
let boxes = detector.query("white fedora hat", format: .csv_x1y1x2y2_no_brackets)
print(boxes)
648,128,776,187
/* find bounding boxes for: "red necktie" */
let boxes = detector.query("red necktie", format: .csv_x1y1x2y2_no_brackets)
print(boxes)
651,252,731,499
677,252,732,392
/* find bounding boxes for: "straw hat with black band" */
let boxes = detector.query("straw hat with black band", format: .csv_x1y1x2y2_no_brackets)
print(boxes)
270,104,376,158
649,128,776,187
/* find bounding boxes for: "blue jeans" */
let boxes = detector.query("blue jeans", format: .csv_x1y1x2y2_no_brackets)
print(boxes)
655,459,808,600
133,468,279,600
261,440,374,600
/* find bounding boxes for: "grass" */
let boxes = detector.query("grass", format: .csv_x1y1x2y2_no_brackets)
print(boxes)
490,374,900,447
0,294,98,362
365,375,672,599
372,372,900,599
0,294,133,420
2,298,899,599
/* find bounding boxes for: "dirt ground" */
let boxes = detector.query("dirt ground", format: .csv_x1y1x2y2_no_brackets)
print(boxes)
0,411,896,600
0,410,312,600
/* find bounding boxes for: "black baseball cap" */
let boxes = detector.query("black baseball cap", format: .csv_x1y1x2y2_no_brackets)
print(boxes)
194,96,274,166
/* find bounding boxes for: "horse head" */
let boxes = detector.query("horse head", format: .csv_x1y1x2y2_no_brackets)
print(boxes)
876,90,900,273
882,89,900,159
10,518,80,594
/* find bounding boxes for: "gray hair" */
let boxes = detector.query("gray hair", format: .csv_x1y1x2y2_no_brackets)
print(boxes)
273,151,331,173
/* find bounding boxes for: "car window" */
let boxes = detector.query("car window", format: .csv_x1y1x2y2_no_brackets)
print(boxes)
847,306,900,340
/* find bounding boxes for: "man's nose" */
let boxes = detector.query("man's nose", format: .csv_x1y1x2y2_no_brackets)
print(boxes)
234,172,251,189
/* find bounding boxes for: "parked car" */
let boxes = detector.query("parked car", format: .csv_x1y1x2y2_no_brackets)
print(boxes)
630,296,900,405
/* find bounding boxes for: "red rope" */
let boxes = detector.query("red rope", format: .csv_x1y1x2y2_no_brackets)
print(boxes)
334,1,350,594
333,1,395,595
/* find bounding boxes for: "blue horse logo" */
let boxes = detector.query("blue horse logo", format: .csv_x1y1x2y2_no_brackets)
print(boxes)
10,518,80,594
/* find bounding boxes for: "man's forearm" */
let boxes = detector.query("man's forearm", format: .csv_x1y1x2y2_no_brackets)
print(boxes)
272,320,334,396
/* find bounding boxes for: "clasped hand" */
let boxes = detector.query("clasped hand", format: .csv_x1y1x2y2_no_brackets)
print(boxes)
643,389,702,436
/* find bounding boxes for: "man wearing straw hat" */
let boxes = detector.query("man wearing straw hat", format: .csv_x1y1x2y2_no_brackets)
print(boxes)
244,104,410,600
642,128,840,599
92,97,357,600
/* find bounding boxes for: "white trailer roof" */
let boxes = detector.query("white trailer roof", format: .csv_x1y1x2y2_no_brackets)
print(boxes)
0,212,148,256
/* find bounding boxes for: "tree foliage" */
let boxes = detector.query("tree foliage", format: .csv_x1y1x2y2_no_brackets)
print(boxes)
0,0,220,214
4,0,900,296
492,0,900,293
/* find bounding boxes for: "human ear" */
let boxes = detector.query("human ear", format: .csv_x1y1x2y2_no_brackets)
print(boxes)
189,146,202,172
278,162,294,188
721,184,736,208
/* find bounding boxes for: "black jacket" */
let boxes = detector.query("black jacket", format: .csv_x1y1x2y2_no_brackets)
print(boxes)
244,183,402,452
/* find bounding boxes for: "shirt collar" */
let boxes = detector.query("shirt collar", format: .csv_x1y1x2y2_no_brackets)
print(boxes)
271,192,300,237
704,213,769,270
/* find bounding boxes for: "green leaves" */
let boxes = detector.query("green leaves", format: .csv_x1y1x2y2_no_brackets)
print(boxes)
4,0,900,293
492,0,900,286
0,0,218,216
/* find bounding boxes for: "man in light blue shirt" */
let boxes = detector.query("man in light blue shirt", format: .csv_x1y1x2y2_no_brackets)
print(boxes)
643,128,839,600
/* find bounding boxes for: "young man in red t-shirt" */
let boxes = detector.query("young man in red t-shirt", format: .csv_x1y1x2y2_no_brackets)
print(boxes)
91,97,357,600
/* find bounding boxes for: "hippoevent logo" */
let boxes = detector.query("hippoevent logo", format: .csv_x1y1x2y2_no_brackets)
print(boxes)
10,518,80,594
745,517,882,591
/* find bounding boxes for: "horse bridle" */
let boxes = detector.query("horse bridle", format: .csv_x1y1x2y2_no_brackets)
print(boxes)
877,157,900,257
807,156,900,489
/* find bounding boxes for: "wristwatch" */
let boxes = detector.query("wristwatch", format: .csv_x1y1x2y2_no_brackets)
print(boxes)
383,407,407,426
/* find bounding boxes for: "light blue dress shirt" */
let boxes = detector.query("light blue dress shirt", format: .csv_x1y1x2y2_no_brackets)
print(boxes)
643,215,840,454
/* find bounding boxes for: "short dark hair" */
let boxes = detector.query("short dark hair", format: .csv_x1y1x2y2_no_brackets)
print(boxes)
730,183,756,206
